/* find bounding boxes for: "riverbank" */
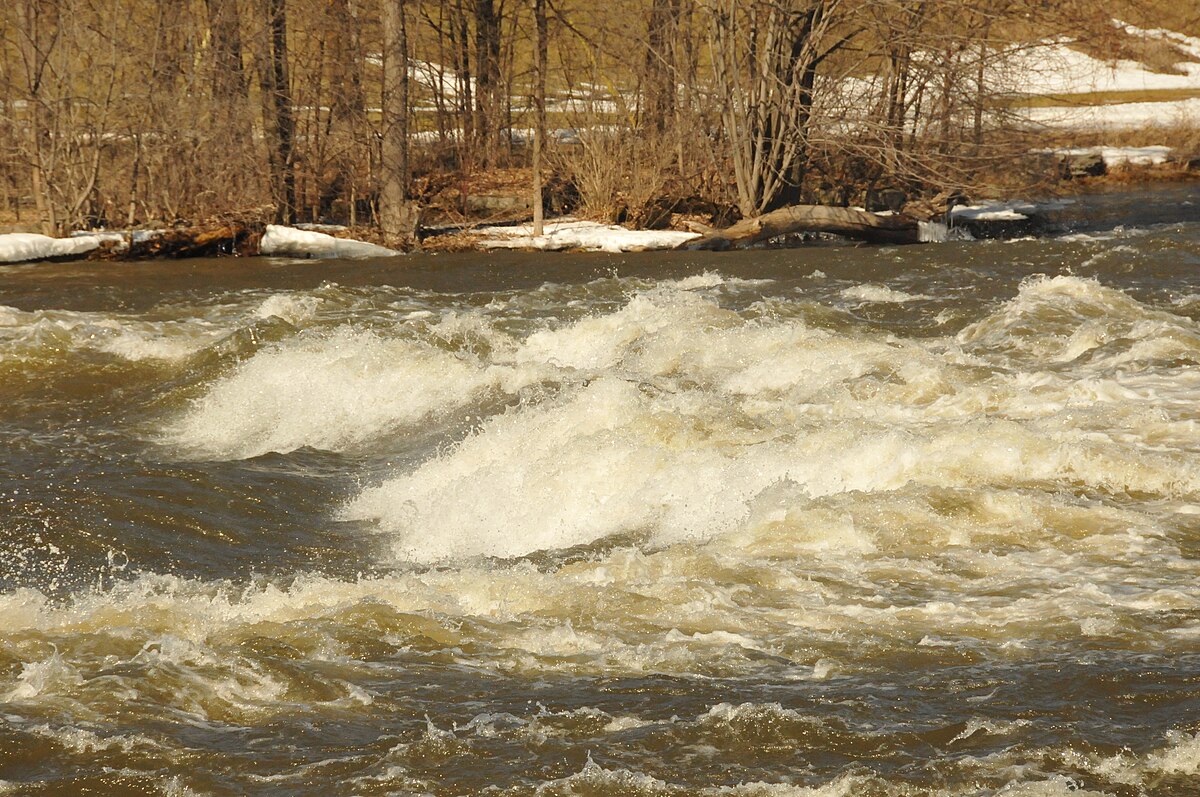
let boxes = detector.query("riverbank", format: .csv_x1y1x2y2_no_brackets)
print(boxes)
2,158,1198,265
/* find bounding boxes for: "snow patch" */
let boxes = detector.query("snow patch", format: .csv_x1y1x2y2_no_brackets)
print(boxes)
476,219,699,253
0,233,101,264
1001,36,1200,97
950,201,1039,222
259,225,400,260
1040,145,1174,166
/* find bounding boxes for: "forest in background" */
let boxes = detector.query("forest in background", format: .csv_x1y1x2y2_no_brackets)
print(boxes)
0,0,1195,244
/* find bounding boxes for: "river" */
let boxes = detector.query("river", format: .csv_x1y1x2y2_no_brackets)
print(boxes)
2,185,1199,795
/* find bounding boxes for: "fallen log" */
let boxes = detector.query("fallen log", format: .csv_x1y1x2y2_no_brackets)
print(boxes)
122,222,263,259
677,205,922,250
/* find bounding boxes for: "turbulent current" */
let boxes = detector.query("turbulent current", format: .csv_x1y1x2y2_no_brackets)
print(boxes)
2,188,1200,795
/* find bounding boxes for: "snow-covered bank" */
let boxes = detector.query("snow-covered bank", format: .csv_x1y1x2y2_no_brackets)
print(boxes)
0,233,102,264
475,219,700,253
1008,23,1200,133
1003,35,1200,98
259,225,400,259
1039,145,1175,166
1024,97,1200,132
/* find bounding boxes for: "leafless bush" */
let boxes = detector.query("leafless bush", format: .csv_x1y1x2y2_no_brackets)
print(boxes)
554,125,677,224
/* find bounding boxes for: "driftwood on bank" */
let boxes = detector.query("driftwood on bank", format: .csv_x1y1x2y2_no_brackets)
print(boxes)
678,205,922,250
127,222,264,258
83,222,265,260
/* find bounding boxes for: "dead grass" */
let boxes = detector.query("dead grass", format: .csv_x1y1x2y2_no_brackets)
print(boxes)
0,208,40,234
1070,35,1195,76
420,229,492,252
1036,117,1200,154
1099,163,1200,183
1008,88,1200,108
1104,2,1200,38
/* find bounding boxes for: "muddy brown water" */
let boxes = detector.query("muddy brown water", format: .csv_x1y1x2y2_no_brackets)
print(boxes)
2,185,1200,795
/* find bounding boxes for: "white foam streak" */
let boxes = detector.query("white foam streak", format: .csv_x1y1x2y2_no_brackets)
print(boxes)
537,759,865,796
0,304,224,363
840,284,930,303
956,275,1200,369
166,327,527,458
5,651,83,702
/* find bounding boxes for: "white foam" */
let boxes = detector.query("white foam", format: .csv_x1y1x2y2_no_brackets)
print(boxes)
166,326,530,458
1050,730,1200,790
0,305,220,363
699,702,811,725
950,718,1033,744
955,275,1198,366
1147,731,1200,775
25,724,172,757
5,651,83,702
839,284,929,304
253,293,324,325
540,758,865,796
4,276,1199,719
341,279,1200,564
985,779,1110,797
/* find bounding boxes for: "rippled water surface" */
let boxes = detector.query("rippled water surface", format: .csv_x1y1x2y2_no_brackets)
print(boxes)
3,187,1200,795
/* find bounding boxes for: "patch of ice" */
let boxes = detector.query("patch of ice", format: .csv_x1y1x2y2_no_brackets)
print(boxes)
294,223,348,233
131,229,166,244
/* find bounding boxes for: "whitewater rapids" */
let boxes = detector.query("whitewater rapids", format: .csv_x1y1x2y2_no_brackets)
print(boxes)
2,207,1199,795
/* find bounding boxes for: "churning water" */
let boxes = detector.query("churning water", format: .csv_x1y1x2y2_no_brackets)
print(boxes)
3,187,1200,795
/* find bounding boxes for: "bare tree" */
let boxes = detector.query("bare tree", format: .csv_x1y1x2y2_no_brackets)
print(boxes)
643,0,681,133
706,0,858,217
13,0,61,234
206,0,250,112
531,0,548,235
474,0,503,167
319,0,368,222
379,0,420,243
259,0,296,223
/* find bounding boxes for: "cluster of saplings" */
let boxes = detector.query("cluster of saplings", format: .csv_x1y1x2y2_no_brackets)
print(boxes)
0,0,1141,244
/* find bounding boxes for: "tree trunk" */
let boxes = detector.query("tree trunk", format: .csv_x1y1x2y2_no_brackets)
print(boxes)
16,0,57,236
379,0,420,245
323,0,367,223
205,0,248,107
973,17,991,152
327,0,366,123
453,0,475,166
260,0,295,223
473,0,501,167
531,0,547,236
679,205,921,250
643,0,679,132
